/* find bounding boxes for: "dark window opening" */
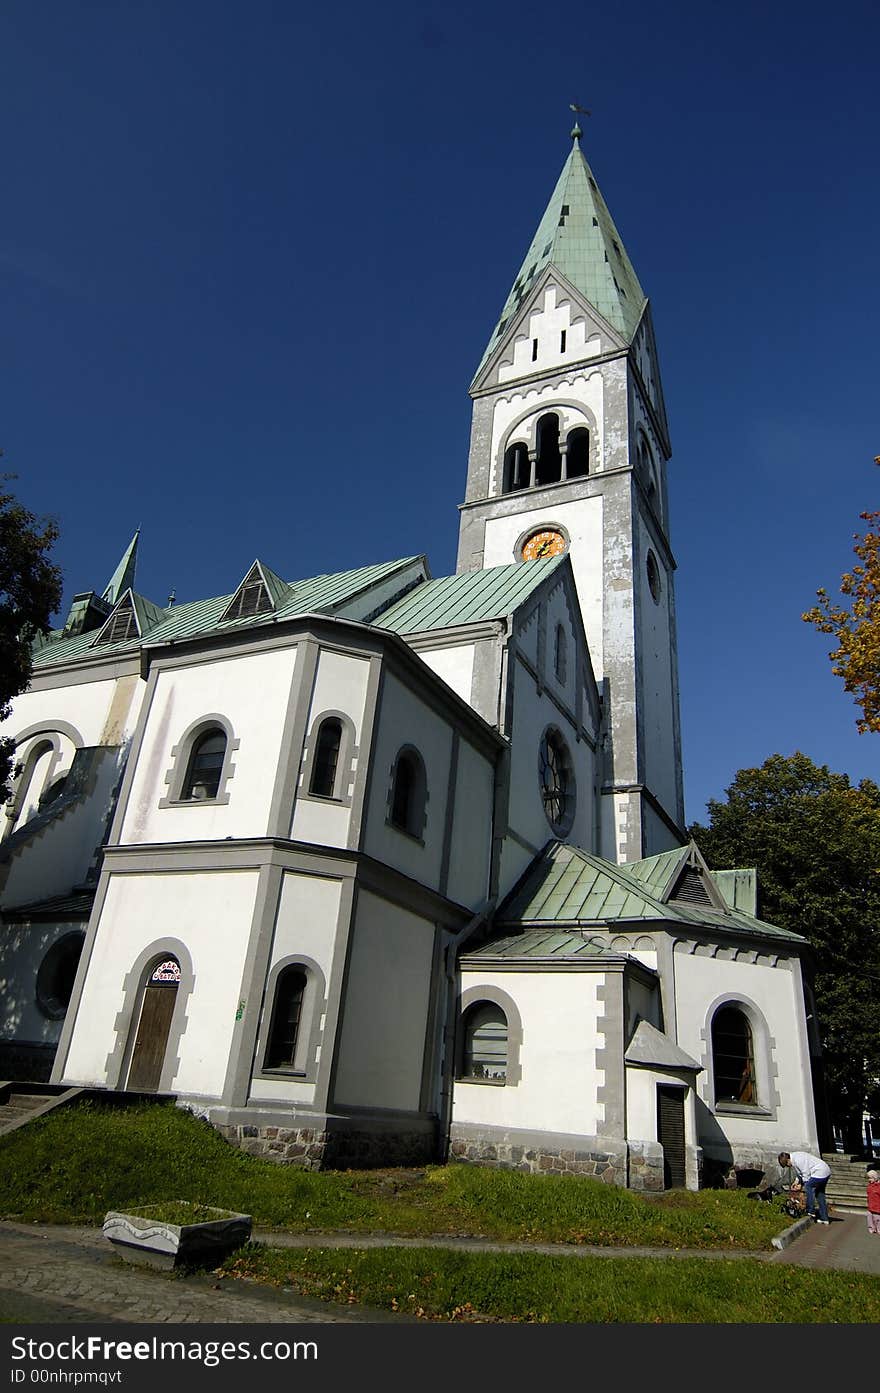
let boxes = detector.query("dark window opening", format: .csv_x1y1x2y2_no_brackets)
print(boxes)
36,933,85,1020
310,719,342,798
97,601,138,646
461,1002,508,1081
566,427,590,479
265,967,307,1069
502,442,530,494
554,624,567,683
535,413,562,487
560,329,566,353
389,748,426,838
181,729,227,801
531,338,538,361
712,1006,756,1105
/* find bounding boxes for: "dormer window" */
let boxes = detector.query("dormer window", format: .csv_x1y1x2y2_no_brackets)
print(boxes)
94,594,139,646
222,564,274,623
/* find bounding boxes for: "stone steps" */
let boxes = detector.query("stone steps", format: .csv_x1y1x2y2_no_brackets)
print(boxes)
0,1084,85,1137
820,1155,871,1211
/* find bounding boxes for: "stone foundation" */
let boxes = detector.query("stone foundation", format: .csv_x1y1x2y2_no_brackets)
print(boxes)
627,1140,665,1191
213,1121,437,1170
449,1124,628,1185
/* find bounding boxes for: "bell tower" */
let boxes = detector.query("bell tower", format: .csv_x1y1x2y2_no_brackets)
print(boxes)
456,126,684,862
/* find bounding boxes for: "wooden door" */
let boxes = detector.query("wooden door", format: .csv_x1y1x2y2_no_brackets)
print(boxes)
126,966,179,1092
657,1085,686,1189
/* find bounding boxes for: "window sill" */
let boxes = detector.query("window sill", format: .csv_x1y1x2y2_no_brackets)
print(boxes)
159,795,230,809
257,1069,310,1080
301,793,345,806
386,820,425,847
714,1102,773,1118
455,1076,507,1087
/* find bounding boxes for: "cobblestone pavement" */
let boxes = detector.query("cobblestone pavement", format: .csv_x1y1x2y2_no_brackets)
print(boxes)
769,1210,880,1275
0,1223,411,1324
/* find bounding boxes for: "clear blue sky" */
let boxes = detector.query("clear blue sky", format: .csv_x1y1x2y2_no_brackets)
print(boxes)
3,0,878,822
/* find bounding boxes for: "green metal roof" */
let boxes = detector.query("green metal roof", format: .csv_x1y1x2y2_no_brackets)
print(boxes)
497,843,806,945
461,927,623,963
474,134,647,382
376,557,563,634
33,556,425,670
101,531,139,605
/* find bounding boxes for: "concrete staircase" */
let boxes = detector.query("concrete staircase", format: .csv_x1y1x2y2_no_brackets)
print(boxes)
823,1153,871,1212
0,1083,85,1138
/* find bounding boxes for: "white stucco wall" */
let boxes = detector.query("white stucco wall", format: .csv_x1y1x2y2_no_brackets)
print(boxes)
332,891,435,1112
626,1066,697,1151
119,647,298,844
291,647,371,847
414,645,476,709
447,737,494,910
453,969,606,1136
483,495,604,676
361,670,454,889
502,659,595,886
635,512,678,820
674,950,817,1148
498,285,604,384
0,919,84,1046
62,868,259,1097
248,870,344,1105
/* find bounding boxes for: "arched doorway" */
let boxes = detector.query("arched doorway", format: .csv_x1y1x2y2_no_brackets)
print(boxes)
126,957,180,1092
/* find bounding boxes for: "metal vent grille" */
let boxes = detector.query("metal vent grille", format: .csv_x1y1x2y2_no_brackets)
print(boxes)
671,868,712,906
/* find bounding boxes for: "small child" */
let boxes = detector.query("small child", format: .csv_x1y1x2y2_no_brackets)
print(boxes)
867,1170,880,1234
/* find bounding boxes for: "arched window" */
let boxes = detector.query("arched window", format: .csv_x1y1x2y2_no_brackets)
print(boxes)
9,739,55,831
502,442,530,494
554,624,567,684
712,1005,756,1105
181,728,227,801
535,413,561,486
566,427,590,479
538,727,575,834
264,966,308,1069
389,747,427,839
461,1002,508,1081
310,718,342,798
36,932,85,1019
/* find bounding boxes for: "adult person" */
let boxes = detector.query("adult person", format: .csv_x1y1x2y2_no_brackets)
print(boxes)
778,1150,831,1224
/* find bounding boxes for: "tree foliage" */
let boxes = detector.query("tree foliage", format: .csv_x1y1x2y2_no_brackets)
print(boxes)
689,752,880,1139
0,477,63,798
802,459,880,734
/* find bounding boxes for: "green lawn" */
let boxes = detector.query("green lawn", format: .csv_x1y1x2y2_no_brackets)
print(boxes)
221,1245,880,1322
0,1101,785,1250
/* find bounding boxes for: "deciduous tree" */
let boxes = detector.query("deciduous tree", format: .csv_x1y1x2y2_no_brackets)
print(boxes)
803,458,880,734
0,476,63,798
690,752,880,1147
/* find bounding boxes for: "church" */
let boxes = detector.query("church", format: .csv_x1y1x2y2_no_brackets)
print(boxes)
0,128,823,1189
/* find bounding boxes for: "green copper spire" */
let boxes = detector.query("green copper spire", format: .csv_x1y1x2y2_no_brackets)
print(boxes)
101,530,140,606
474,137,647,381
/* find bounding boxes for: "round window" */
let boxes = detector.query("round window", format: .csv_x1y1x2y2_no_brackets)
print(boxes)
538,727,576,834
646,550,662,604
36,932,85,1019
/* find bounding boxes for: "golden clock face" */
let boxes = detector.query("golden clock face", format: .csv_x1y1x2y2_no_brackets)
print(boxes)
521,528,567,562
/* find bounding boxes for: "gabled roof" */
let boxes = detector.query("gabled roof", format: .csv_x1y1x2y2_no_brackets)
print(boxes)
474,132,647,382
497,842,806,945
625,1021,702,1073
91,589,165,648
33,557,427,670
377,556,565,634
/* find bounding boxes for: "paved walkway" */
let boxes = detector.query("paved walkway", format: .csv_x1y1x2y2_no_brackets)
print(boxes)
1,1211,877,1325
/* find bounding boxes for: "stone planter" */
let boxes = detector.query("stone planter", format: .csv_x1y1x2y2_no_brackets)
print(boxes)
103,1203,252,1271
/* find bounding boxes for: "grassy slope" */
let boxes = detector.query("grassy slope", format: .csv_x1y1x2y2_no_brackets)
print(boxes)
221,1245,880,1323
1,1102,785,1249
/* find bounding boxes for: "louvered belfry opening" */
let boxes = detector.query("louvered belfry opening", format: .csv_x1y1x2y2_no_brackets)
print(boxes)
96,596,138,645
671,867,712,906
225,565,272,621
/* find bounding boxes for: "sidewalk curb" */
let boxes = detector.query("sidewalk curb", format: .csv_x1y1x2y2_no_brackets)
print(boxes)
771,1216,813,1251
